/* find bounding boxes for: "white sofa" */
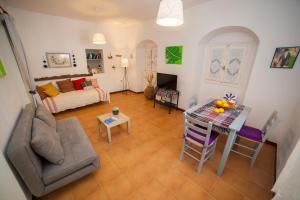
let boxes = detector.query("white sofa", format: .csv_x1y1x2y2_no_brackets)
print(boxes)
36,80,110,113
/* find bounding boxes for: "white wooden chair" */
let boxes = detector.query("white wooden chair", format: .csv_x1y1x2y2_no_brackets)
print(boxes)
231,111,279,167
179,114,219,173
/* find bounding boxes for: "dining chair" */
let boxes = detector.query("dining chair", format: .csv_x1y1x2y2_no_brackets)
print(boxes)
179,114,219,173
231,111,278,167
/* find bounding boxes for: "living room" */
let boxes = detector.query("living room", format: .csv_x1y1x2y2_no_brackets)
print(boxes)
0,0,300,200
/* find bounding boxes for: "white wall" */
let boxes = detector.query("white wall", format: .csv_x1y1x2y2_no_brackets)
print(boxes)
7,7,139,93
132,0,300,171
0,1,30,199
0,13,30,151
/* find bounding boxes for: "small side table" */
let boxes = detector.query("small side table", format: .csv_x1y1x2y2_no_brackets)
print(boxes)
154,88,180,114
97,112,131,143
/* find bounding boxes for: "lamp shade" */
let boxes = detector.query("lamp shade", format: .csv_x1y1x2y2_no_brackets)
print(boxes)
92,33,106,44
121,58,129,68
156,0,184,27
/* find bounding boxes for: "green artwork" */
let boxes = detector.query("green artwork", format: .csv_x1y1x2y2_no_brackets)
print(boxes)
165,46,183,64
0,59,6,77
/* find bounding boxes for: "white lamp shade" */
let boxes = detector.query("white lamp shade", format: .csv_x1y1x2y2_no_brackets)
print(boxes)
92,33,106,44
156,0,184,27
121,58,129,68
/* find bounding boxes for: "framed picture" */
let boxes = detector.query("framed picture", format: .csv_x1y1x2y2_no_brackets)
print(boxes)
165,46,183,64
46,53,71,68
270,47,300,69
0,59,6,77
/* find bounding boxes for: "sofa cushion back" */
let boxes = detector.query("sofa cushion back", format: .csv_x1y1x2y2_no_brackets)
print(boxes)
7,103,45,196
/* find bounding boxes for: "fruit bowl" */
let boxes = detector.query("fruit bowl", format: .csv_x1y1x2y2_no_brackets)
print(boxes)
214,99,236,109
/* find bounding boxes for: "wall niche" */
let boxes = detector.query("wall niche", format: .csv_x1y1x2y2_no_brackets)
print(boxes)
85,49,104,74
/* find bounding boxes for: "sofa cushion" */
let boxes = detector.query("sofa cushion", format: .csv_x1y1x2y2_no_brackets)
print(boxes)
72,78,86,90
31,118,64,165
56,79,75,93
44,87,60,97
87,78,99,88
36,86,47,100
81,80,92,88
36,104,56,129
40,82,60,97
42,117,98,185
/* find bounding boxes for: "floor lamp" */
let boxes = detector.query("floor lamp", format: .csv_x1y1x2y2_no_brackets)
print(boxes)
121,58,129,94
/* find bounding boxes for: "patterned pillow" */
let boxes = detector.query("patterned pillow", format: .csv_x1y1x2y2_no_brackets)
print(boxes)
81,80,92,88
83,86,94,90
87,78,99,88
56,79,75,93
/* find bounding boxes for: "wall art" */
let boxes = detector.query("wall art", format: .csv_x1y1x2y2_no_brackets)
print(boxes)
270,47,300,69
165,45,183,64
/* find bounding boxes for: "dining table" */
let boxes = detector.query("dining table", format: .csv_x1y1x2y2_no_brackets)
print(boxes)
185,99,252,176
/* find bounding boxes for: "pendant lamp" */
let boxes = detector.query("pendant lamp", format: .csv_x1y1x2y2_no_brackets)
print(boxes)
156,0,184,27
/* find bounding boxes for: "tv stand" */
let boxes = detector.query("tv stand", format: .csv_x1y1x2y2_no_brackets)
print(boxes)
153,88,179,114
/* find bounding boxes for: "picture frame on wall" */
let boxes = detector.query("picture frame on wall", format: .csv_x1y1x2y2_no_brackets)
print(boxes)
165,46,183,64
0,59,6,77
270,46,300,69
46,53,71,68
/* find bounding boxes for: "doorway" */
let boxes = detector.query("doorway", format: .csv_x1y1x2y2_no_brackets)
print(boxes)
136,40,158,92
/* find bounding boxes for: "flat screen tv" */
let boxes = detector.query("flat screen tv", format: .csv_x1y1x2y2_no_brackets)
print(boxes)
157,73,177,90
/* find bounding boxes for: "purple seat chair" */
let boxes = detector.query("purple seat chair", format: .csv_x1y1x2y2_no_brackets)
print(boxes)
231,111,278,167
179,114,219,174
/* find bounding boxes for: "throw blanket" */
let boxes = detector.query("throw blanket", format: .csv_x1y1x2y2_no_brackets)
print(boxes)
42,88,110,113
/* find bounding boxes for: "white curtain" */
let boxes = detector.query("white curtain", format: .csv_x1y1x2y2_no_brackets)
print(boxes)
0,13,36,104
272,139,300,199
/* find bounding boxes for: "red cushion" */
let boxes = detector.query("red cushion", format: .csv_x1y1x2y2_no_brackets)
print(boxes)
72,78,86,90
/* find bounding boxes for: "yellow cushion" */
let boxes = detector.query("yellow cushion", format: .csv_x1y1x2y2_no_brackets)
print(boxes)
40,82,55,91
41,83,60,97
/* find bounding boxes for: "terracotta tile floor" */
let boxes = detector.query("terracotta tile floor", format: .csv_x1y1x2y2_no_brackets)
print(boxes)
41,92,275,200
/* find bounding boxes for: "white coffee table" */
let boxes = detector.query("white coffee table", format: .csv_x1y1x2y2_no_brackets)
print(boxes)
97,112,131,143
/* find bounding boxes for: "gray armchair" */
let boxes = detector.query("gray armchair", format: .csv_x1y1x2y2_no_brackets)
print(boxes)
6,103,100,197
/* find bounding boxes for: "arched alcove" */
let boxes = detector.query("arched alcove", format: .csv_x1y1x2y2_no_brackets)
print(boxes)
135,39,158,92
196,26,260,105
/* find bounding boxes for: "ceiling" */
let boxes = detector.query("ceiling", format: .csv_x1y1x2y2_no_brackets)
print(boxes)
4,0,207,24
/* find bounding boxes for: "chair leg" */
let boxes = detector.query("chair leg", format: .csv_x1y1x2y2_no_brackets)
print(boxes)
179,139,186,160
196,147,207,174
251,142,264,167
209,138,218,160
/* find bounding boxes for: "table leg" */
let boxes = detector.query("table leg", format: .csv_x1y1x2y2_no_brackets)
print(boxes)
217,129,237,176
98,120,102,142
107,127,112,143
127,120,131,134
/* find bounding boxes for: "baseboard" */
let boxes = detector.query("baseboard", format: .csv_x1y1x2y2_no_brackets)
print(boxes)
266,140,277,185
265,140,277,147
110,90,144,94
109,90,185,112
129,90,144,94
177,107,185,112
110,90,125,94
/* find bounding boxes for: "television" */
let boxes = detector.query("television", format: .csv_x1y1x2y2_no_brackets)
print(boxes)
157,73,177,90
